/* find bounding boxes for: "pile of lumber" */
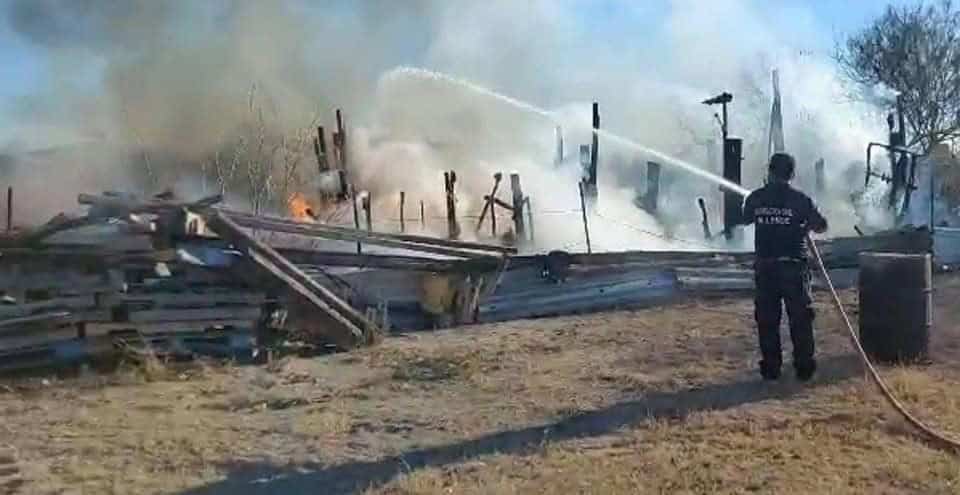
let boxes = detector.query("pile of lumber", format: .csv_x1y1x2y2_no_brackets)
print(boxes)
0,188,940,372
0,190,520,371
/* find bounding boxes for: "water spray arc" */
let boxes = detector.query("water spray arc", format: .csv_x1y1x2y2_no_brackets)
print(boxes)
384,67,750,197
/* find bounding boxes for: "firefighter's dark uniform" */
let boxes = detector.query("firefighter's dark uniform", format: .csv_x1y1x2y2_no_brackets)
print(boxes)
742,182,828,380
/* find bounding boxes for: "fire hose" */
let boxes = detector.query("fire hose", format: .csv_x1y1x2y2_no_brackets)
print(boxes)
806,232,960,452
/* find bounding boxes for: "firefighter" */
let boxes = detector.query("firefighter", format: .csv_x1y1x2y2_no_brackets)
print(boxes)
740,153,828,381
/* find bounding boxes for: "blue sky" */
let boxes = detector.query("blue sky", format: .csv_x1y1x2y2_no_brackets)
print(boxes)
0,0,918,140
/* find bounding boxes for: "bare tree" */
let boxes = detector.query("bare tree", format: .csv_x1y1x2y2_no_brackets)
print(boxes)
119,101,157,193
274,115,319,210
210,138,242,197
836,0,960,152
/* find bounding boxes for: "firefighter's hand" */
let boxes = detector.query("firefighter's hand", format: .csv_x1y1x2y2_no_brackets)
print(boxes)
806,220,827,234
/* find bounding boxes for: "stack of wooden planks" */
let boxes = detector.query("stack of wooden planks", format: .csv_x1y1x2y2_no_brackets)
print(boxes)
0,189,941,372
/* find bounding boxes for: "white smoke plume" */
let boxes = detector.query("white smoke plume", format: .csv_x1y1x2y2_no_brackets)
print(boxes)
0,0,890,249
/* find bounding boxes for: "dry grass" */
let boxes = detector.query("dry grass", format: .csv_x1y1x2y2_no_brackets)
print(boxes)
1,277,960,494
374,370,960,495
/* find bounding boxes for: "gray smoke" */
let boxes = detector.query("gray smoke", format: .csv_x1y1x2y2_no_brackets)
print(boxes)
1,0,887,247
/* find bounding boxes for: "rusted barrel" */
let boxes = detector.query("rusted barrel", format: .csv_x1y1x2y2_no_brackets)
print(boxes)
858,252,932,364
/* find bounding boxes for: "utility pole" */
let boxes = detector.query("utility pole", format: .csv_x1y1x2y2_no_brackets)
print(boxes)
703,92,741,241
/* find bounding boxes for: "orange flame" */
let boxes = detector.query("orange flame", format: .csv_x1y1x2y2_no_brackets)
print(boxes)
287,192,315,222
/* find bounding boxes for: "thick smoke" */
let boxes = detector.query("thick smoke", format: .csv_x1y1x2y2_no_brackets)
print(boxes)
1,0,888,249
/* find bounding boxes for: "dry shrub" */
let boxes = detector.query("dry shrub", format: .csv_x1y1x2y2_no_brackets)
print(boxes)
116,348,173,383
293,405,354,438
379,348,490,384
391,355,476,383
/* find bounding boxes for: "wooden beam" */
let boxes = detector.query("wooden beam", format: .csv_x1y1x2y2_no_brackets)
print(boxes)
124,307,262,323
230,215,496,259
0,311,71,329
78,193,223,215
224,209,516,255
278,248,486,272
116,291,268,309
0,214,100,247
201,210,374,349
484,196,514,212
0,247,174,264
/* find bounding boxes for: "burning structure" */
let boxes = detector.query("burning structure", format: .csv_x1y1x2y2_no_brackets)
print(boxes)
2,0,960,371
0,80,956,372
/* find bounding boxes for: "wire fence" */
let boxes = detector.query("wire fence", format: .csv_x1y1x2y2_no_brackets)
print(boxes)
279,190,721,253
340,207,715,252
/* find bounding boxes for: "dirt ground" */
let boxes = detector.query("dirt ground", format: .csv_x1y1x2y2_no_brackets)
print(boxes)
2,275,960,494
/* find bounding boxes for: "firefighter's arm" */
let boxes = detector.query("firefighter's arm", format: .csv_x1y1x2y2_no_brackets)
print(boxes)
718,194,754,238
807,199,828,233
739,193,756,226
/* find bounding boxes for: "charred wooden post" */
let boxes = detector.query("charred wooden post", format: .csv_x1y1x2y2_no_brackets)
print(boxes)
362,193,372,232
525,196,534,243
490,197,498,237
476,172,503,235
585,102,600,200
887,96,908,212
334,109,348,171
336,170,349,200
315,126,329,172
578,182,592,253
579,145,590,176
698,198,712,239
722,137,743,240
351,186,362,254
644,161,661,213
6,187,11,232
555,125,564,166
400,192,406,232
815,158,825,196
510,173,526,241
444,171,461,239
484,196,514,211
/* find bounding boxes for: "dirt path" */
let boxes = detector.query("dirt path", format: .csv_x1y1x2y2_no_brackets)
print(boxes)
1,276,959,494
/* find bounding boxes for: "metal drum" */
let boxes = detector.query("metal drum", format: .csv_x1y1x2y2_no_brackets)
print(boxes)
858,252,932,363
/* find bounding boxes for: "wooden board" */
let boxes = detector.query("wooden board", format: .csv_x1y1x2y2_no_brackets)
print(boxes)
201,211,372,348
0,295,99,319
124,307,261,323
223,209,516,255
115,291,268,309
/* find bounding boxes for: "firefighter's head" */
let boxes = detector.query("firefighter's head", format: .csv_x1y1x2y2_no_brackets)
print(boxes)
768,153,796,183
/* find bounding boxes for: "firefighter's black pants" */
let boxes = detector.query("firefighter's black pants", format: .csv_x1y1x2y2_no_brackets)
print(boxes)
754,259,816,378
